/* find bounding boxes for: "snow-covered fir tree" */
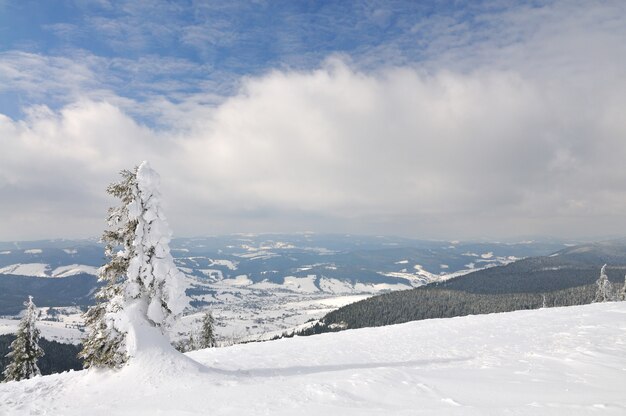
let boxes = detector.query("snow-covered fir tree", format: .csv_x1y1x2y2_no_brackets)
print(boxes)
3,296,44,382
594,264,614,303
80,168,135,368
198,311,217,349
620,275,626,301
80,161,188,368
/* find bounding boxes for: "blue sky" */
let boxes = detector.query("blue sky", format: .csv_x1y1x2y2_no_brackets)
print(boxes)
1,1,626,240
0,0,539,119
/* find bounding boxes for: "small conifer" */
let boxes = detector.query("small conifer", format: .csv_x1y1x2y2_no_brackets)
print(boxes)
198,311,217,349
594,264,614,303
3,296,44,382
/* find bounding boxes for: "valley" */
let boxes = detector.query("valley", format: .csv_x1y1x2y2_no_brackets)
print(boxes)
0,234,567,344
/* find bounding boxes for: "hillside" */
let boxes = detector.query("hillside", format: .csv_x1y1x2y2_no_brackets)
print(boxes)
436,241,626,294
313,241,626,331
1,302,625,415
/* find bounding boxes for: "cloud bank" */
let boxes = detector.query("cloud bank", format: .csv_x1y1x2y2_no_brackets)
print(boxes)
1,1,625,240
2,62,625,239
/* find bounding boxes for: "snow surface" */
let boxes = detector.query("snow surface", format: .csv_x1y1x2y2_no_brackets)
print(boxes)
306,295,371,308
222,275,253,286
0,263,49,277
128,161,189,325
199,268,224,280
317,277,356,294
2,302,626,415
0,263,98,278
283,275,319,293
209,259,238,270
52,264,99,277
0,313,83,344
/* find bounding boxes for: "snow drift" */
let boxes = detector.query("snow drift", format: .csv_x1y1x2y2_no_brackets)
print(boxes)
1,302,625,415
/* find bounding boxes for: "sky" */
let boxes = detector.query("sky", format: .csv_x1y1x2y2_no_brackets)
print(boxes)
1,0,626,241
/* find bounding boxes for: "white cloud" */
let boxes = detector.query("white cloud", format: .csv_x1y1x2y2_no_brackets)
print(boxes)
174,59,626,237
1,1,626,240
0,52,98,102
2,55,626,239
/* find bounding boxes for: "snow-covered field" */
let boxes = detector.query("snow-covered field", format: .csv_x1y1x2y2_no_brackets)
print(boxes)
2,302,625,415
0,279,374,345
0,263,99,278
0,317,83,344
174,291,371,343
0,307,84,344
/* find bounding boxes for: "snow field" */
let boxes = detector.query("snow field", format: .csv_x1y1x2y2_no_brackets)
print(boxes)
0,263,98,278
0,308,84,344
1,302,625,415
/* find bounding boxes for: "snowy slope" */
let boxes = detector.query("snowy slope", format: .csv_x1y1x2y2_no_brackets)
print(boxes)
1,302,626,415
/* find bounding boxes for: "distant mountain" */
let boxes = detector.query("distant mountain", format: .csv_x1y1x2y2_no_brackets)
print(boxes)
0,245,105,271
0,274,98,315
305,240,626,334
0,234,568,316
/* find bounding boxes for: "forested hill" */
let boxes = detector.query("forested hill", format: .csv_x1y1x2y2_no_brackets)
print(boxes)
301,241,626,334
435,241,626,294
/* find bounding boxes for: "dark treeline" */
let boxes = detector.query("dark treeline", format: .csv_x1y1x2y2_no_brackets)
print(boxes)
302,285,594,334
0,335,83,381
435,263,626,294
295,263,626,336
